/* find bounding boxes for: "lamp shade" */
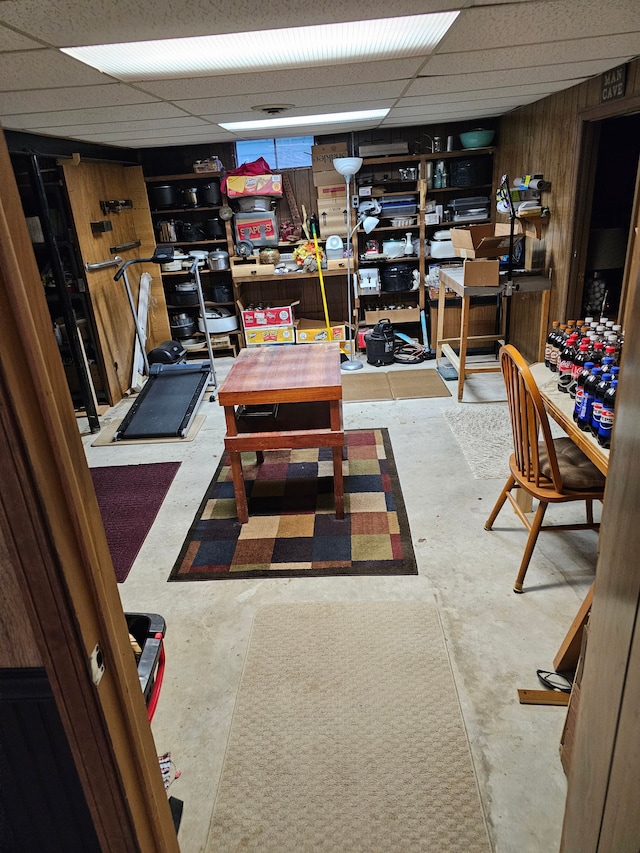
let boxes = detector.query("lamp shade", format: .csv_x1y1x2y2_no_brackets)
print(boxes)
333,157,363,177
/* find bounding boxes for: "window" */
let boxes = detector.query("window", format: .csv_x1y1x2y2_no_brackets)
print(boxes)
235,136,313,169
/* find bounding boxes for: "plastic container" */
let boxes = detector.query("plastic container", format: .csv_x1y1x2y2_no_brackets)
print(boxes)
125,612,166,721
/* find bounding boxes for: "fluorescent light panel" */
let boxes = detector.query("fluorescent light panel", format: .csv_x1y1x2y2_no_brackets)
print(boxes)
61,13,459,80
220,109,388,132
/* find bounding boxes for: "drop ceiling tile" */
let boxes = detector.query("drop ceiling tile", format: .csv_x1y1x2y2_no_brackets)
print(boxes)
0,84,160,115
137,58,425,101
27,117,211,135
175,81,409,115
398,81,569,107
406,65,606,96
0,48,112,91
440,0,640,52
0,0,461,46
0,25,43,51
388,93,542,118
425,38,640,76
2,102,195,129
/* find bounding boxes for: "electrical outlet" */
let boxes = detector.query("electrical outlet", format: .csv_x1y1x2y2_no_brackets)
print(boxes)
352,195,359,208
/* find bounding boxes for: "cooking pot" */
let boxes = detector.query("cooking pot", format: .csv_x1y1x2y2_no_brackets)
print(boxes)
170,312,198,338
198,182,221,206
151,184,177,209
198,306,239,334
382,239,406,259
205,217,225,238
235,195,272,212
168,281,200,307
180,187,200,207
381,263,414,292
207,250,230,271
178,221,206,242
430,229,455,259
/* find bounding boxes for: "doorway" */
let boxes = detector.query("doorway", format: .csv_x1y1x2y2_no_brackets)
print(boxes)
580,112,640,321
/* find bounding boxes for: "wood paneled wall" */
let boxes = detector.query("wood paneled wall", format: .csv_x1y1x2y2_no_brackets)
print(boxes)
498,58,640,358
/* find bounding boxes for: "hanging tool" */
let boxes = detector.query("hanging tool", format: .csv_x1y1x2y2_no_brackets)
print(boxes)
281,173,302,241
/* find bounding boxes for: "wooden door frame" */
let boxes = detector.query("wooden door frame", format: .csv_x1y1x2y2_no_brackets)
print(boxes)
567,97,640,320
0,128,179,850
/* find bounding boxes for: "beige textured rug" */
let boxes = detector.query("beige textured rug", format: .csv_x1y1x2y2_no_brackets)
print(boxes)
443,403,512,479
343,369,451,402
207,601,491,853
91,413,206,446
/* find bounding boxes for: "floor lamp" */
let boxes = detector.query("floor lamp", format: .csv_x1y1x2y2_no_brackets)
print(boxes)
333,157,365,371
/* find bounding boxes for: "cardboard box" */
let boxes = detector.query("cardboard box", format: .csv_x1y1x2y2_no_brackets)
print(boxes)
313,169,348,188
295,318,349,344
316,183,347,201
226,174,282,197
311,143,348,172
234,212,278,246
460,259,500,286
364,306,420,325
238,296,299,327
230,256,275,279
244,324,297,345
450,223,524,259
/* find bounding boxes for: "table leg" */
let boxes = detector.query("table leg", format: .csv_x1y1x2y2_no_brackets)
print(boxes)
229,451,249,524
457,295,471,402
436,278,446,358
332,445,345,520
553,582,594,672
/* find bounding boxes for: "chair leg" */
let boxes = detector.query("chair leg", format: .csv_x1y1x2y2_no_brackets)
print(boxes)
485,475,515,530
585,498,593,525
513,501,549,593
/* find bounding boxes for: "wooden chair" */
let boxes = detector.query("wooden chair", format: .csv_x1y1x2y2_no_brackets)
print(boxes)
485,345,605,593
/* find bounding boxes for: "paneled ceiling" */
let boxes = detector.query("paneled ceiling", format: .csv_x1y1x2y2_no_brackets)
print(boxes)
0,0,639,149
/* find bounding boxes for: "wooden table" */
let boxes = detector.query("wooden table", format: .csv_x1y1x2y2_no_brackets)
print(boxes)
436,267,551,401
217,343,345,524
529,362,609,672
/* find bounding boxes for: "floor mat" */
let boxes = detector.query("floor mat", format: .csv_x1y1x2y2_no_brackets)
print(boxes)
169,428,417,581
91,414,206,447
443,403,512,479
343,368,451,402
388,369,451,399
207,601,491,853
91,462,181,581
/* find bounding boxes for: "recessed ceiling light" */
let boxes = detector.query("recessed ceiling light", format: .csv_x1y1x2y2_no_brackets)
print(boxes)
60,13,459,80
219,109,389,132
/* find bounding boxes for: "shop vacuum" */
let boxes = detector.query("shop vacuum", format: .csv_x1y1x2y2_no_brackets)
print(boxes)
365,319,395,366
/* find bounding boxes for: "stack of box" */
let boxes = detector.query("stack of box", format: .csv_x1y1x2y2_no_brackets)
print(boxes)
311,143,349,238
237,297,299,346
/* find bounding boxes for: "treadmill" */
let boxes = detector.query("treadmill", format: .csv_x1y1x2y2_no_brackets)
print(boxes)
113,246,217,440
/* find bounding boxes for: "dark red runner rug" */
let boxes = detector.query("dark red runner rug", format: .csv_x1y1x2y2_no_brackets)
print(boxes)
91,462,181,582
169,428,417,581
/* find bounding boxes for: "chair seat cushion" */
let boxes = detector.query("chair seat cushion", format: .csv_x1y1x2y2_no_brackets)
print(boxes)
539,437,606,491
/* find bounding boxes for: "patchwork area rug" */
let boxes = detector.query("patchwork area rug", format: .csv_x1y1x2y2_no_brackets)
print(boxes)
206,601,491,853
443,403,513,479
91,462,181,582
169,428,417,581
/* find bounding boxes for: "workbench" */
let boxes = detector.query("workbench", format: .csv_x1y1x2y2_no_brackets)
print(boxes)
435,267,551,401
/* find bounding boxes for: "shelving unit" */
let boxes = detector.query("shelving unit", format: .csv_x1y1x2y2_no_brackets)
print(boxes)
352,147,496,343
144,172,243,354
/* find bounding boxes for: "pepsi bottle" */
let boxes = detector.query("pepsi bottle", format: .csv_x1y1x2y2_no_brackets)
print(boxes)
597,379,617,448
577,366,602,432
590,372,612,437
573,361,594,422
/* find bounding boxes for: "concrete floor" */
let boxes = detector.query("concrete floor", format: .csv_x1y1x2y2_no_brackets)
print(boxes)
81,353,598,853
